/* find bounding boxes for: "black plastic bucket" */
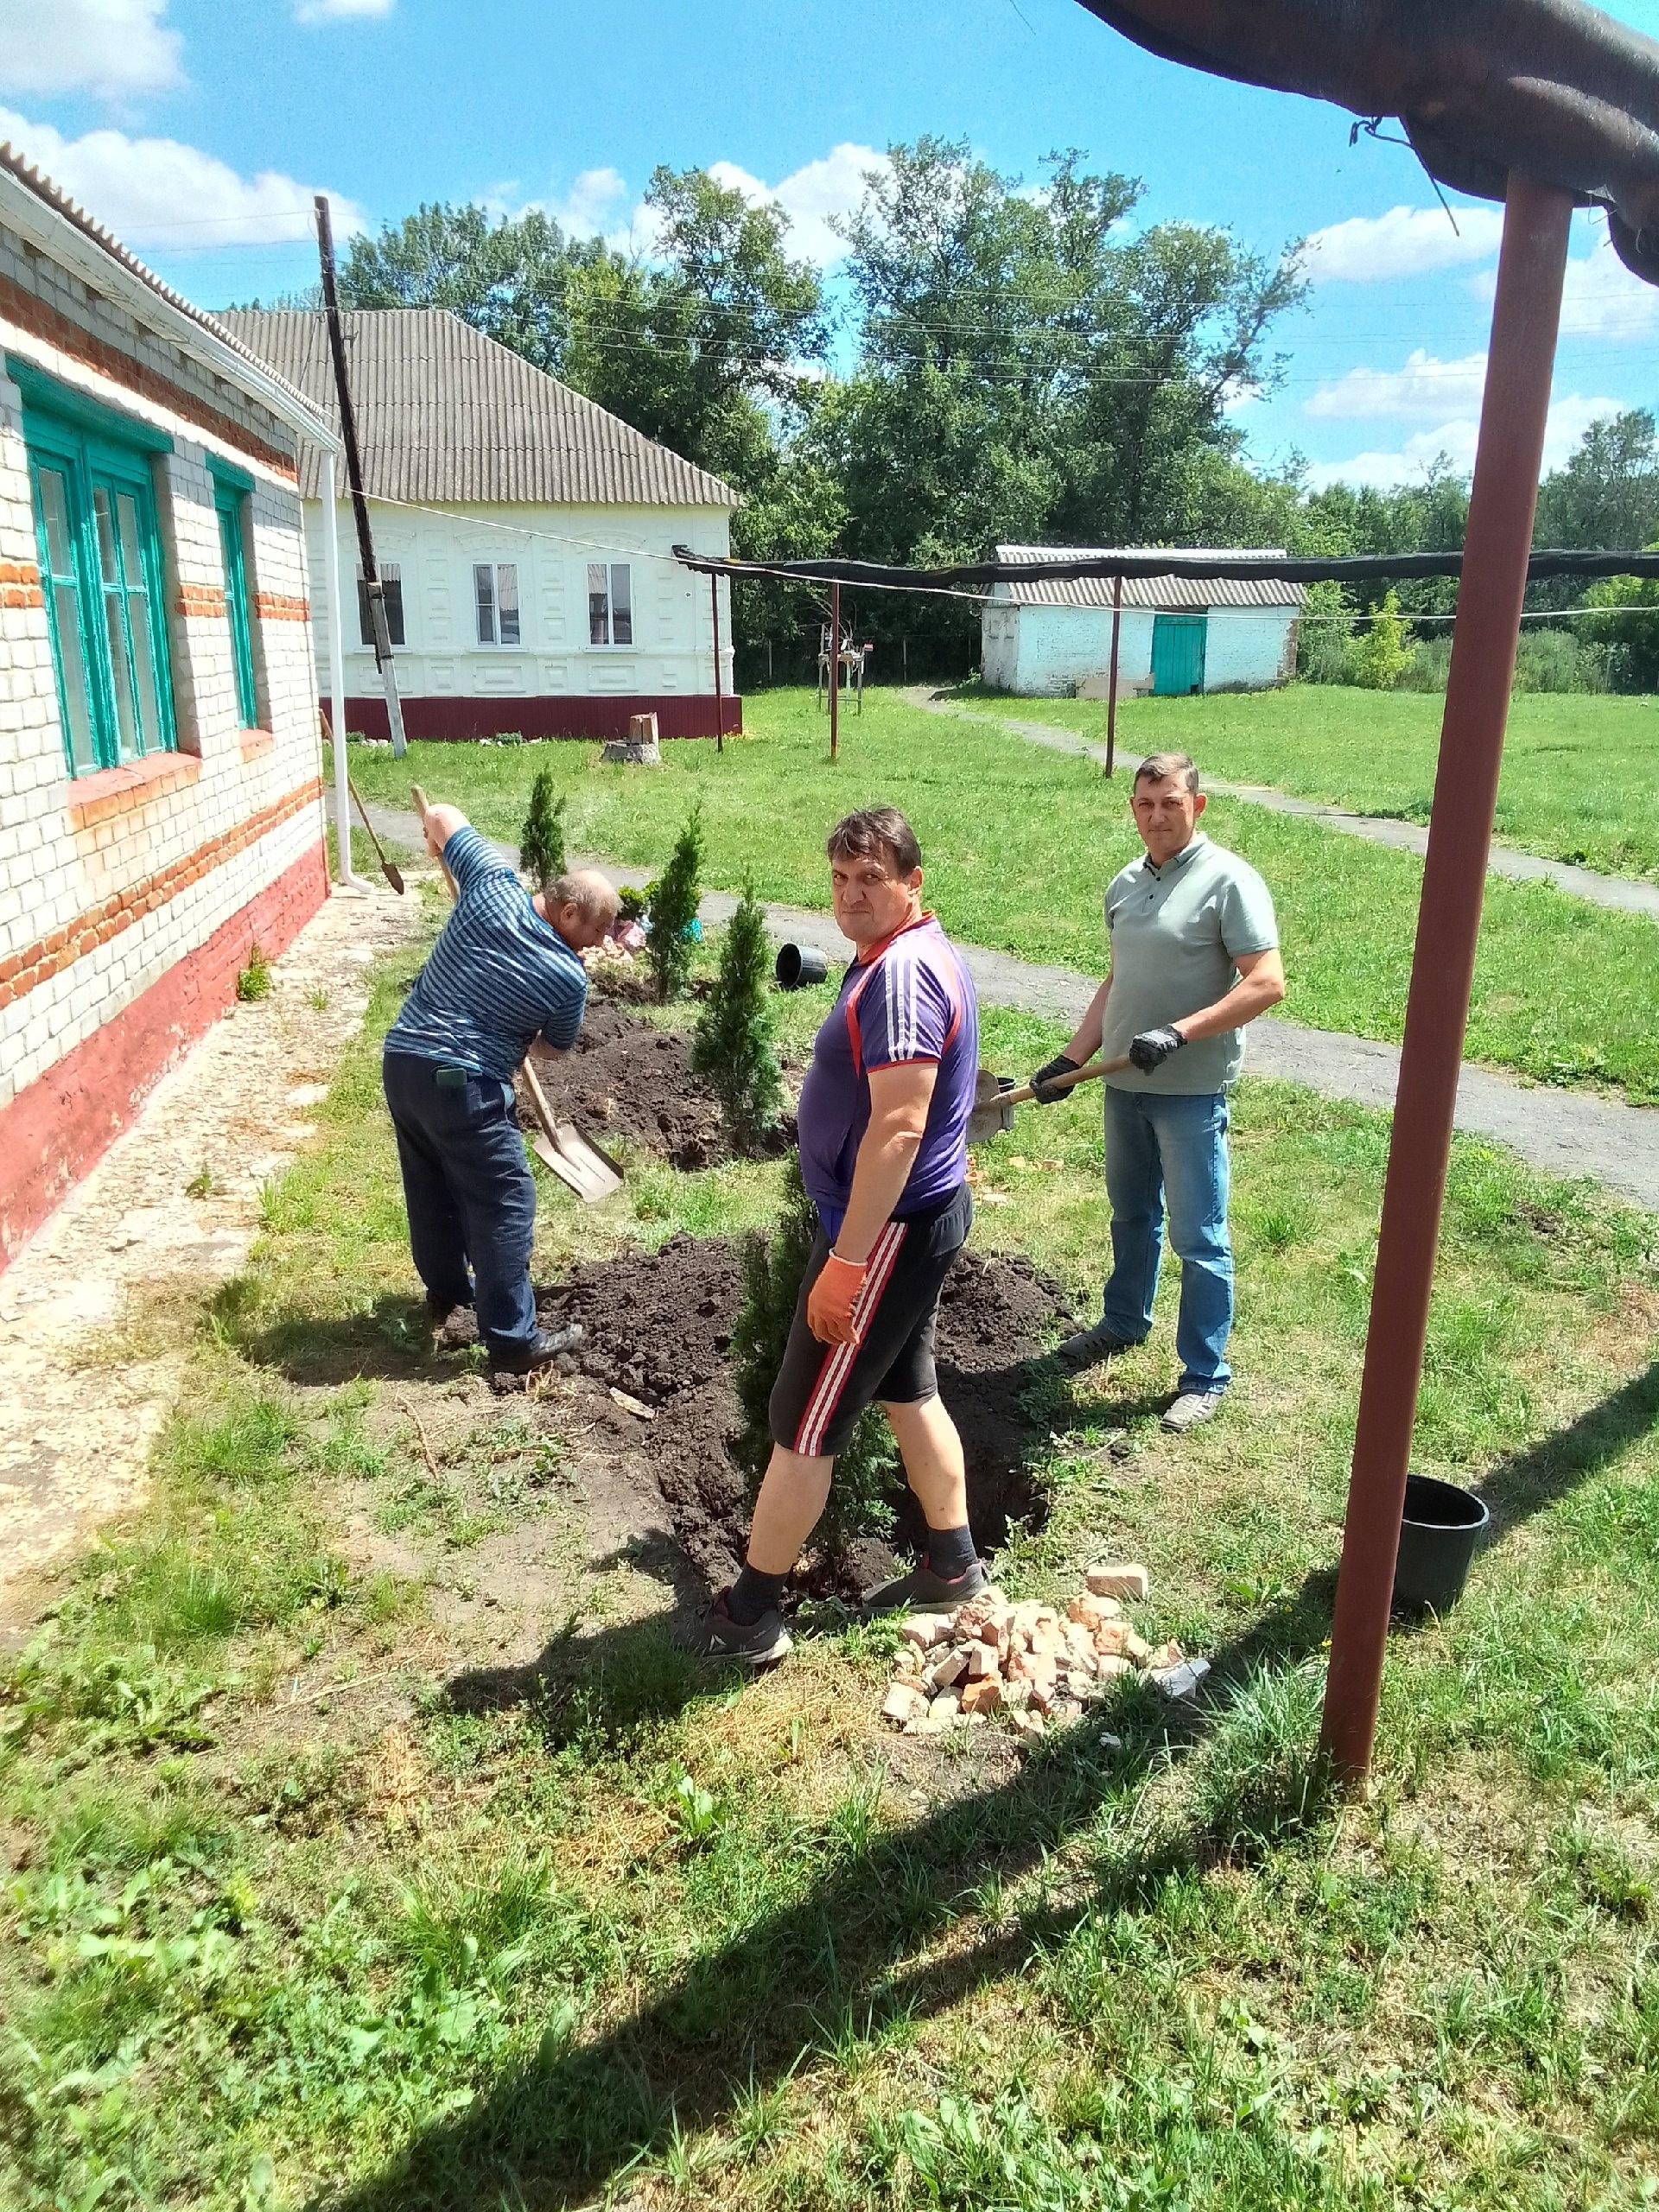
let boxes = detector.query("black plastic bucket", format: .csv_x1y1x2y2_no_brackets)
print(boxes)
1393,1473,1490,1613
775,942,829,989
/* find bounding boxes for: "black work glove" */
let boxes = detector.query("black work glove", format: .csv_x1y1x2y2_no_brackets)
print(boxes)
1029,1052,1083,1103
1128,1026,1186,1072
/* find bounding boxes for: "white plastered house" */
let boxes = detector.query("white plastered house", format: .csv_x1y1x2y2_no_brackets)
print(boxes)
982,545,1305,697
223,308,741,743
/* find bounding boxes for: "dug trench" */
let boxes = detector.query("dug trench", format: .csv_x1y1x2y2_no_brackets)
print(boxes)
528,1235,1079,1598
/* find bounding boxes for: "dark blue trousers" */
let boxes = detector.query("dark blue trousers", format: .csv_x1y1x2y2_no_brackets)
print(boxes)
382,1051,537,1357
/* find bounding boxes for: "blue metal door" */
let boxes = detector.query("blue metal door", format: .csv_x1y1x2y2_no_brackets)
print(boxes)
1151,613,1207,695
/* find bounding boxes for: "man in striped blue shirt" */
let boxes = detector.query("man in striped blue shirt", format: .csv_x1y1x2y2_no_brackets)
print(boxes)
384,802,618,1376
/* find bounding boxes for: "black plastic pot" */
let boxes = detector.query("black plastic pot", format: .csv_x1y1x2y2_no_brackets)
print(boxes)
1393,1473,1490,1613
775,942,829,989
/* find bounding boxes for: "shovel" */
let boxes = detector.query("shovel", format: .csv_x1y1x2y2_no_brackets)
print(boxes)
967,1054,1131,1144
410,784,626,1205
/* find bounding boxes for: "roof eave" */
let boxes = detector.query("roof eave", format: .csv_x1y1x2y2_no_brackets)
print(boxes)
0,168,339,456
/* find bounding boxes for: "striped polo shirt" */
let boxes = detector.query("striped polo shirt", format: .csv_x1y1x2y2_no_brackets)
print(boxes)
384,825,588,1081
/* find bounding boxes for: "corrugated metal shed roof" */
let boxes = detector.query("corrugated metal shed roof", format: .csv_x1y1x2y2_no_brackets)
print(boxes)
993,544,1306,611
221,308,739,510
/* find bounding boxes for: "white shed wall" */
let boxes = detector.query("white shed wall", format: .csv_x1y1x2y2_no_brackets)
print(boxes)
1201,607,1298,691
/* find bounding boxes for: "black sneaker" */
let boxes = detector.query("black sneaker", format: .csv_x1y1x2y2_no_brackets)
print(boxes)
690,1591,792,1665
486,1323,583,1376
862,1558,989,1615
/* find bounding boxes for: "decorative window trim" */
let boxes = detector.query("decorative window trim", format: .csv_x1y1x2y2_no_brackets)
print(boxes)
214,480,259,729
6,352,174,454
474,561,522,648
586,560,634,649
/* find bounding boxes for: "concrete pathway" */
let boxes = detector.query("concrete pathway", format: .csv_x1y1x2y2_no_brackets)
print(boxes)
0,878,420,1614
347,798,1659,1213
916,690,1659,926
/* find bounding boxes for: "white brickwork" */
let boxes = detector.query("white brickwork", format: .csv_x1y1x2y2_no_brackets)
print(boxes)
0,211,329,1120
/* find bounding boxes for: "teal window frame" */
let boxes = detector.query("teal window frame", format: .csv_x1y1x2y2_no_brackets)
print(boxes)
18,367,178,776
213,479,258,729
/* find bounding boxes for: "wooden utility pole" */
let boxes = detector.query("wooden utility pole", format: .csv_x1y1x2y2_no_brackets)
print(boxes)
315,194,406,760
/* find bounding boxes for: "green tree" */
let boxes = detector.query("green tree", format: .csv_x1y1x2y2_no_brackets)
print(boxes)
728,1156,896,1554
1535,410,1659,554
337,201,608,374
564,166,827,486
690,881,783,1152
518,768,567,892
1351,588,1411,690
646,804,704,1001
1581,556,1659,691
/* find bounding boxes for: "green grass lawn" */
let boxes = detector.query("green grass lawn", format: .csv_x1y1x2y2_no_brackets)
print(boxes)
962,682,1659,884
344,687,1659,1102
3,910,1658,2209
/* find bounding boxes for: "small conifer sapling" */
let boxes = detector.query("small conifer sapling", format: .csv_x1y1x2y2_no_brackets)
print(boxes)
690,880,782,1152
646,802,704,1001
518,767,568,891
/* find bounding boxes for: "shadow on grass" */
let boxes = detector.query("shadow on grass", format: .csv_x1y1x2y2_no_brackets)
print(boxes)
327,1364,1658,2209
219,1289,467,1387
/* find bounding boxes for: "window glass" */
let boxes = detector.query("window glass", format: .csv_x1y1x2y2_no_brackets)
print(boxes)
23,391,176,775
497,563,520,646
117,490,164,750
588,561,609,645
358,563,404,651
474,562,496,645
93,486,140,760
217,488,257,728
609,563,632,646
33,463,98,772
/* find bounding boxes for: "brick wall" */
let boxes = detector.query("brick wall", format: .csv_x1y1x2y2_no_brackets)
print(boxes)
0,213,330,1268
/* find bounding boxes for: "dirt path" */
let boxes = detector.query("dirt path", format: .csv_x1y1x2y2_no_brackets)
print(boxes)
0,879,421,1618
346,798,1659,1214
915,688,1659,925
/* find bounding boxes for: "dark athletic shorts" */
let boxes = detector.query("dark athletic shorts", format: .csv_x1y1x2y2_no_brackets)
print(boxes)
769,1183,974,1459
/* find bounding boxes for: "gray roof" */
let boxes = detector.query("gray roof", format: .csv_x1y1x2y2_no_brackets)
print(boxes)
992,544,1306,612
220,308,739,510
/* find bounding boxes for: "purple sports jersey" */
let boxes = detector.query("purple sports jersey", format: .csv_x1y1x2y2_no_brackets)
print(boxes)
796,912,980,1239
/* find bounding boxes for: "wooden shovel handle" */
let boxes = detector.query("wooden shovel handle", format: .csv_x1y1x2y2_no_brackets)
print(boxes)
520,1055,560,1143
997,1053,1132,1110
410,784,460,900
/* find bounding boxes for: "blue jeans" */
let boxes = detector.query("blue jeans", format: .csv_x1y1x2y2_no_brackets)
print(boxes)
383,1051,538,1357
1100,1086,1233,1395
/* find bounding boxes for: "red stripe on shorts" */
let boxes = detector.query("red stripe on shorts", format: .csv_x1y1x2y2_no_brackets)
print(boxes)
793,1217,908,1455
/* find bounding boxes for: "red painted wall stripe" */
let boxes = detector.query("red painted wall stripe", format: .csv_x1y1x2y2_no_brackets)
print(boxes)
0,840,329,1270
0,777,321,1007
341,692,743,744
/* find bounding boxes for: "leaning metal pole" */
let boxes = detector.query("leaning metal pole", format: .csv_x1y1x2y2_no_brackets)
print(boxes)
1320,175,1573,1783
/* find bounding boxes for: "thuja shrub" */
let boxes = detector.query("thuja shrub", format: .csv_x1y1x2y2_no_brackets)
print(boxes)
729,1154,897,1555
518,767,568,891
646,803,704,1001
690,881,783,1152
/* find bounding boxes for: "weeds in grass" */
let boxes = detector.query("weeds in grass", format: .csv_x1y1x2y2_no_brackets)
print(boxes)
236,942,272,1001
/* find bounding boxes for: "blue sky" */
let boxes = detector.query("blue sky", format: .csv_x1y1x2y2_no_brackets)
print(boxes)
3,0,1657,493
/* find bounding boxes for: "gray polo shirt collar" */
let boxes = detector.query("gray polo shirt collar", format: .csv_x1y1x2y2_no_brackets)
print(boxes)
1142,831,1209,880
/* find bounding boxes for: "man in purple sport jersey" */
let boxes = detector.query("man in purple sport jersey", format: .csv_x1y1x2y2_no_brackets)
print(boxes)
696,806,986,1665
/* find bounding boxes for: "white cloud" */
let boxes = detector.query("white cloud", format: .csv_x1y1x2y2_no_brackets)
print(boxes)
534,142,888,268
1306,350,1490,422
1465,211,1659,340
1299,202,1504,284
0,107,365,251
294,0,394,21
0,0,182,101
1305,393,1624,490
708,143,888,267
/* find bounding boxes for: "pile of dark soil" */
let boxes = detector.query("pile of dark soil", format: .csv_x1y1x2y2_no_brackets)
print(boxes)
536,1234,1077,1593
526,1002,725,1170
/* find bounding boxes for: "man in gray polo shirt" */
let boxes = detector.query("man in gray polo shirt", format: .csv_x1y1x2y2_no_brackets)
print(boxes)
1030,750,1286,1430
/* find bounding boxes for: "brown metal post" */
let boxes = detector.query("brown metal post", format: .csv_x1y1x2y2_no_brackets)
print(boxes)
711,572,724,755
1319,174,1573,1785
830,580,841,762
1104,571,1122,776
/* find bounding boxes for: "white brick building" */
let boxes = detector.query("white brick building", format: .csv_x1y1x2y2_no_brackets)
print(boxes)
221,308,741,744
982,546,1304,698
0,149,339,1269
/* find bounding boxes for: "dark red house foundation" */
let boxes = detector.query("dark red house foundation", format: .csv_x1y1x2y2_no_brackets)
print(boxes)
340,694,743,744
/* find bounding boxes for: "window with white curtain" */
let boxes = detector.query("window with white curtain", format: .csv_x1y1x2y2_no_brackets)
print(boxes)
474,562,520,646
587,561,632,646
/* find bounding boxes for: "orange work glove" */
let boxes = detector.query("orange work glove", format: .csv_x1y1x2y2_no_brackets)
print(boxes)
806,1250,868,1346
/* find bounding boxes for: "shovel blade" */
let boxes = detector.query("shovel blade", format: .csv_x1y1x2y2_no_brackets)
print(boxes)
966,1069,1017,1146
532,1125,624,1204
